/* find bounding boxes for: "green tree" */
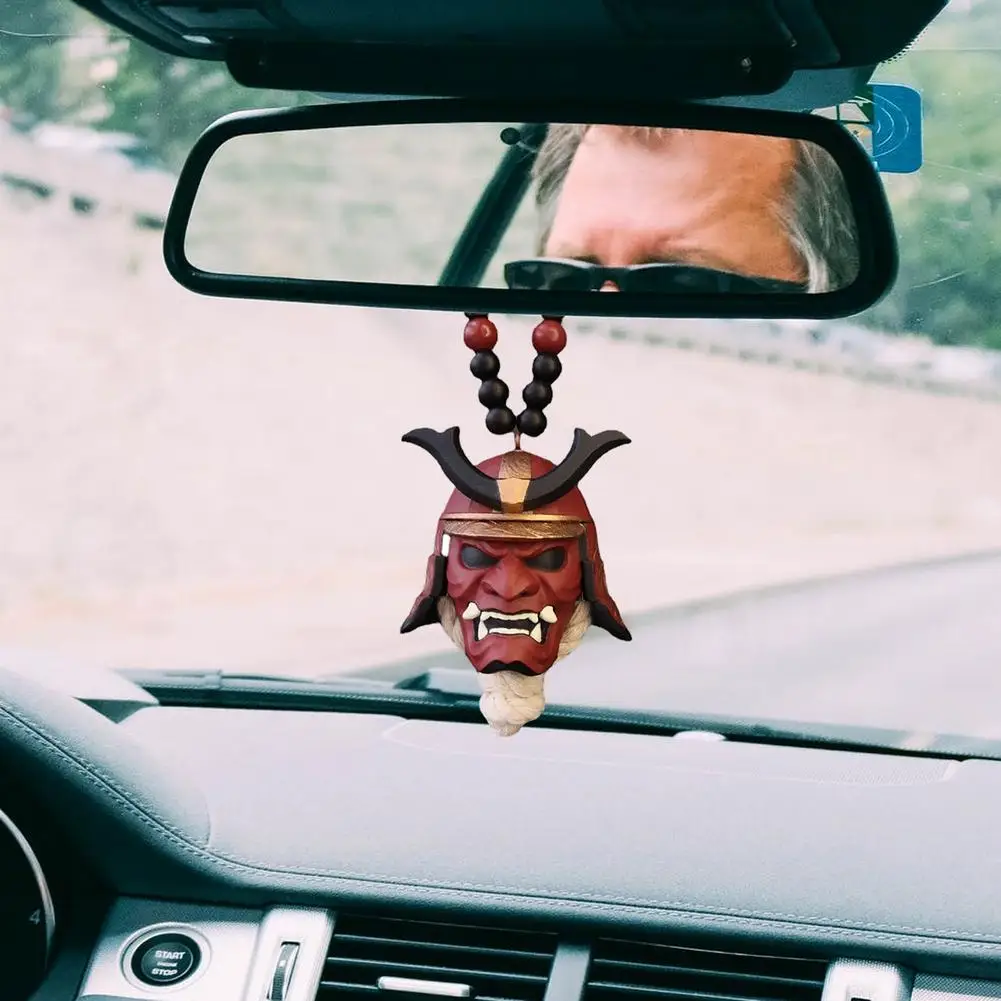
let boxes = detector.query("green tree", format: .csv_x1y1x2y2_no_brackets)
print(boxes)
6,0,1001,350
0,0,76,120
94,38,312,170
865,3,1001,349
2,0,312,169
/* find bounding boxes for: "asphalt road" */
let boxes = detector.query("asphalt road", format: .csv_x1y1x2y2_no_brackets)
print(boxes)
370,550,1001,741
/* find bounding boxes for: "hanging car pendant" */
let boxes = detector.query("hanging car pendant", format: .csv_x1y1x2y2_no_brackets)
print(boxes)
401,315,631,736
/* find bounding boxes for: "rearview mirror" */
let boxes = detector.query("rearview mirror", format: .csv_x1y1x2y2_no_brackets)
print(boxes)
164,100,897,319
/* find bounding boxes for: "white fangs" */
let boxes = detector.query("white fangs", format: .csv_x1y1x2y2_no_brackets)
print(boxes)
464,604,559,643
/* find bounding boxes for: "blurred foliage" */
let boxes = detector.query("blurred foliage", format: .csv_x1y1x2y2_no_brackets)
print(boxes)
91,42,315,168
0,0,311,166
867,0,1001,349
1,0,1001,348
0,1,75,121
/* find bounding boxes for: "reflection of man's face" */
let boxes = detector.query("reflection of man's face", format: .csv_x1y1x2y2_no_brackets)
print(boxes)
544,127,806,287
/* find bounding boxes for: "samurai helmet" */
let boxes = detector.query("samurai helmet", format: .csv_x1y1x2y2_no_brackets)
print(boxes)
401,427,631,651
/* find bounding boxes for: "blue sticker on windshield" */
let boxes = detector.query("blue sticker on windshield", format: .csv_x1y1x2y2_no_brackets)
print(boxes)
870,84,923,173
815,84,923,173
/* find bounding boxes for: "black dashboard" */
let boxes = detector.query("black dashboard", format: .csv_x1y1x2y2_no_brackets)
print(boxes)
5,660,1001,1001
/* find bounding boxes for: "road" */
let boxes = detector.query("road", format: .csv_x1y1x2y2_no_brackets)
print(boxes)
366,551,1001,741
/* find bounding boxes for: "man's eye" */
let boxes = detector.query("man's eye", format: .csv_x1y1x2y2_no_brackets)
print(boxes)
460,545,499,569
525,547,567,571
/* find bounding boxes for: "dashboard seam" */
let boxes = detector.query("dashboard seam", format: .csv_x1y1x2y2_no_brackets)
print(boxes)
379,724,960,786
0,701,213,843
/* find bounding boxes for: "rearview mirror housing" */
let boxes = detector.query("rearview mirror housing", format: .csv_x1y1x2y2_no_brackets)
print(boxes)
163,98,898,320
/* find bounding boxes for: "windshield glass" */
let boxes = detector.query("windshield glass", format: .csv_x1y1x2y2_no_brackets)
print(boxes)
2,0,1001,741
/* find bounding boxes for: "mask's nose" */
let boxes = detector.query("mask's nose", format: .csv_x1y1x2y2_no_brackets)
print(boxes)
481,556,540,602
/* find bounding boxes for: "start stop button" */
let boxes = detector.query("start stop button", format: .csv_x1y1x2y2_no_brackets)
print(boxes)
130,932,201,987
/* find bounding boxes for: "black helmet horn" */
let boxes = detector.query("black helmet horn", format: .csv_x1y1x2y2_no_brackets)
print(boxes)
403,426,630,512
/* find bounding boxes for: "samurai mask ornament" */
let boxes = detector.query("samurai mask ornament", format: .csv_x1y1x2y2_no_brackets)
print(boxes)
398,314,624,736
400,313,631,736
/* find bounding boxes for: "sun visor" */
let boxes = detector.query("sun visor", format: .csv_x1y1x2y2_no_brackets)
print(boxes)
312,67,875,113
700,66,876,112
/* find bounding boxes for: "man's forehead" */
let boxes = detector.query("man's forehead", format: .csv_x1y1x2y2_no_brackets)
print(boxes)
584,123,796,160
563,125,797,211
542,123,805,282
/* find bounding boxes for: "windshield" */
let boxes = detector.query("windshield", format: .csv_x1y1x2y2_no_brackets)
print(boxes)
2,0,1001,741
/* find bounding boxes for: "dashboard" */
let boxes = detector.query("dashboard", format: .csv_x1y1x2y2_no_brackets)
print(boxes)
5,661,1001,1001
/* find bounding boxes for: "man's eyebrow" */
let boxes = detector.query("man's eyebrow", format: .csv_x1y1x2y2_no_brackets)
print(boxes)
546,247,736,270
648,246,737,271
544,250,601,265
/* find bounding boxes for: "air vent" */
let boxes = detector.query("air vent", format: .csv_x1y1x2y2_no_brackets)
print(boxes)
585,938,828,1001
316,914,558,1001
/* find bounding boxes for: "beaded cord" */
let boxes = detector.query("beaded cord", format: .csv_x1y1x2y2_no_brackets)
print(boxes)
462,313,566,441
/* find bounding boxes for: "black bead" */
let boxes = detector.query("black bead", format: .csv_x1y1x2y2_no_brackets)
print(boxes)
522,380,553,409
478,378,509,408
532,353,562,383
470,350,500,380
517,409,547,437
486,407,517,435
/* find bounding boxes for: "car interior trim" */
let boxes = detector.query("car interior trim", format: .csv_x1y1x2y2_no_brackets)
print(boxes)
822,960,915,1001
76,900,334,1000
0,802,57,960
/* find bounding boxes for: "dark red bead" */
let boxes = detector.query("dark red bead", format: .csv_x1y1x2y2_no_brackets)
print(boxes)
463,316,498,351
532,319,567,355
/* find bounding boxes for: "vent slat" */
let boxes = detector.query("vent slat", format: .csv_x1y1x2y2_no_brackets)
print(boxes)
592,943,824,972
319,980,535,1001
591,961,825,989
330,915,554,948
585,938,827,1001
334,933,552,960
316,914,556,1001
589,982,796,1001
326,957,546,984
319,985,526,1000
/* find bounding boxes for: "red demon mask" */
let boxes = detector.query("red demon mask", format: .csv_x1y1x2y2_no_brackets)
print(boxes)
402,427,631,677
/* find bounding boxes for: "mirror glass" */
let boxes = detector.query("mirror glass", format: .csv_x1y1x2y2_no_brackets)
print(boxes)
184,121,862,295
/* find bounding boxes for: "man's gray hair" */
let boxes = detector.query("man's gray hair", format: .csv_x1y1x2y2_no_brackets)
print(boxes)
531,124,860,293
